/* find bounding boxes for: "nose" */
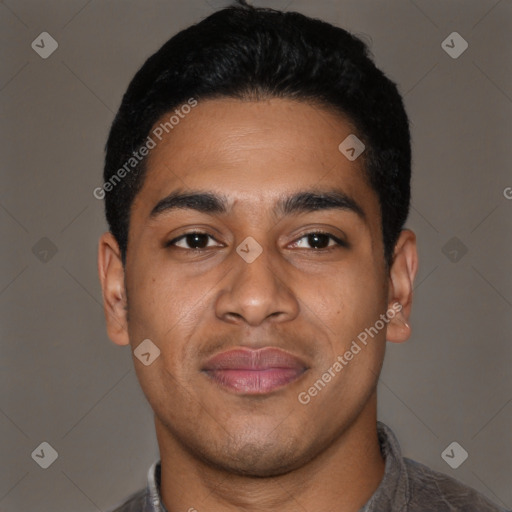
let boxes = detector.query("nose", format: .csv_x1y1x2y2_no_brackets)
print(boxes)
215,241,300,327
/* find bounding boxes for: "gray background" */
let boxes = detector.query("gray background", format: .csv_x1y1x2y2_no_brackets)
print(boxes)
1,0,511,511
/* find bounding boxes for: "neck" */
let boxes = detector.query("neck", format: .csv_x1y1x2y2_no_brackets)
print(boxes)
155,393,385,512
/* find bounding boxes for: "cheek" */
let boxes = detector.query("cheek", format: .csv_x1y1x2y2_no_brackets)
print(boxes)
126,262,204,344
127,270,204,391
303,261,385,333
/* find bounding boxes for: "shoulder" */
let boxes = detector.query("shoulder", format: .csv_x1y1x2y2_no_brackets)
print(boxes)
106,488,147,512
404,457,508,512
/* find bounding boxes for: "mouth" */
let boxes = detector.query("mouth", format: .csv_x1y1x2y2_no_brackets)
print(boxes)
201,347,309,395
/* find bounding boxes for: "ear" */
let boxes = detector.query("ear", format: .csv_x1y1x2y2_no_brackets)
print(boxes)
386,229,418,344
97,232,130,346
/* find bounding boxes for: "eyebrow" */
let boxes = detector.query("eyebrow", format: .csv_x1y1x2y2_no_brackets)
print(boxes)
149,188,367,222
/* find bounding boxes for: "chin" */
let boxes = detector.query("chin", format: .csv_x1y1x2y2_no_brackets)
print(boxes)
195,429,314,477
207,444,305,477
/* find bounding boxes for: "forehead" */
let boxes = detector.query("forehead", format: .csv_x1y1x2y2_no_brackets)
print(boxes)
133,97,380,225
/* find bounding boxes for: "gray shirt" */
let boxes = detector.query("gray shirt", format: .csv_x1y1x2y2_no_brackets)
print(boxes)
108,421,508,512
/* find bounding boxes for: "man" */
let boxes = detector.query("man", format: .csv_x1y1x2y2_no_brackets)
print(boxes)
97,2,507,511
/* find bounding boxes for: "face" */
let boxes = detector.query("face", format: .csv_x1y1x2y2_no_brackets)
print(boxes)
99,97,416,477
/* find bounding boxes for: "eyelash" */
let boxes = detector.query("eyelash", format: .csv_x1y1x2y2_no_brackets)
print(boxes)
165,230,347,251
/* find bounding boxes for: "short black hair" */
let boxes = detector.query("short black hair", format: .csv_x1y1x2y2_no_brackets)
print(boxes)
103,2,411,269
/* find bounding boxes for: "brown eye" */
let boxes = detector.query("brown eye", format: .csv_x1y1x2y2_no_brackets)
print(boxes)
167,232,220,250
291,232,346,250
305,233,331,249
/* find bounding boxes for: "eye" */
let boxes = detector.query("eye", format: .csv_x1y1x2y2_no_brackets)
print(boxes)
290,232,346,250
167,232,221,250
165,231,346,251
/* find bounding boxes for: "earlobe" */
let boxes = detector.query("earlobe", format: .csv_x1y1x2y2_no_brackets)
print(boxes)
97,232,130,346
386,229,418,344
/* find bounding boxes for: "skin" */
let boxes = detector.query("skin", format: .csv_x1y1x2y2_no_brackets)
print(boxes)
98,97,418,512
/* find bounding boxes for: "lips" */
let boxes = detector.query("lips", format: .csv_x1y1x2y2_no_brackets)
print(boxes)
202,347,308,395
